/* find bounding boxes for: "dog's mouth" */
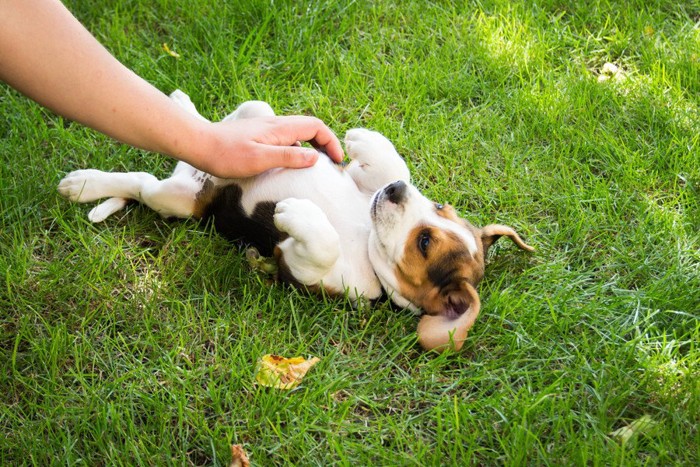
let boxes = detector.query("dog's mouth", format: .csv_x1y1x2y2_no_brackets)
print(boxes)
370,190,381,219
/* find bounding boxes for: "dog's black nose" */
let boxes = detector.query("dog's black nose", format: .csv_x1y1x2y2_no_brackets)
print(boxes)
385,180,407,204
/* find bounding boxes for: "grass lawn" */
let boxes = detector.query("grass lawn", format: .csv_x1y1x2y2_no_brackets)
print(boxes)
1,0,698,464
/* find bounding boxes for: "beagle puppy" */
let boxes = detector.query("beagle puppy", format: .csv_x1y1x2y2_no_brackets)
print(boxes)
58,90,533,352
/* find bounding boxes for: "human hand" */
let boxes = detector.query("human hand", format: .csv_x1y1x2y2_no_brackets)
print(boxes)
186,115,345,179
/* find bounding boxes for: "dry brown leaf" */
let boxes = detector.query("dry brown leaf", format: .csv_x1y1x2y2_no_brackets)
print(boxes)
230,444,250,467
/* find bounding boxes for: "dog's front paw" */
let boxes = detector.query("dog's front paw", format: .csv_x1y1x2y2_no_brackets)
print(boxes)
344,129,410,192
345,128,398,164
274,198,329,239
58,169,107,203
274,198,340,280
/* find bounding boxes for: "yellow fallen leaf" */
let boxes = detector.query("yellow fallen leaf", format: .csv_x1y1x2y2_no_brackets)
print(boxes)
255,354,320,389
245,247,278,275
609,415,660,443
597,62,626,83
161,43,181,59
230,444,250,467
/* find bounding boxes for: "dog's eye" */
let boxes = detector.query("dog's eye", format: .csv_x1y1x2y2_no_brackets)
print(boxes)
417,231,431,256
435,203,444,210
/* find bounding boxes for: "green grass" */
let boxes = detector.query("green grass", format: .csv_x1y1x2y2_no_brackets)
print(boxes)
2,0,699,464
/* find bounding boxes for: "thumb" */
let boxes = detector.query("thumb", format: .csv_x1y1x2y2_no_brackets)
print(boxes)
269,146,319,170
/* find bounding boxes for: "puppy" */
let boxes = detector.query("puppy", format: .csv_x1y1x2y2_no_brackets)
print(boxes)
58,90,533,352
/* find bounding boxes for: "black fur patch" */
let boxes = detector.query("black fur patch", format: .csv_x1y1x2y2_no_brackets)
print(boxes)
202,184,280,257
274,246,306,289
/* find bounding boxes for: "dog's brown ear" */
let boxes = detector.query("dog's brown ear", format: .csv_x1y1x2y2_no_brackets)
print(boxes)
417,281,481,352
481,224,535,255
439,279,479,319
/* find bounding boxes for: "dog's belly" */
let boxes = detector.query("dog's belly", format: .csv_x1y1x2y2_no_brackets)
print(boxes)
238,157,369,223
203,157,381,299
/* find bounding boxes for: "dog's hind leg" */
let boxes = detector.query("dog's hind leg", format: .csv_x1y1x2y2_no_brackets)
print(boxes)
59,92,275,222
223,100,275,121
170,88,275,122
58,164,205,222
344,128,411,194
88,197,131,223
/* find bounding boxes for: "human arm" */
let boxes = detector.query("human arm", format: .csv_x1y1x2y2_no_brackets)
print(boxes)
0,0,344,178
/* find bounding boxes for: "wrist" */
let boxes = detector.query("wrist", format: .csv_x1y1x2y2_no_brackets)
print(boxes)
163,113,214,170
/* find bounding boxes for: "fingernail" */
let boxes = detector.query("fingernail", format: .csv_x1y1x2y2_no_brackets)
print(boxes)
302,149,318,165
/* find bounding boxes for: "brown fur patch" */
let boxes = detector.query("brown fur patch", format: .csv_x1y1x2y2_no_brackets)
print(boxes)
435,204,461,222
394,225,485,316
192,179,217,219
436,204,481,240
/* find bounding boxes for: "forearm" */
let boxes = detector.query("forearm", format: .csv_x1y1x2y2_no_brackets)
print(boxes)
0,0,202,159
0,0,344,178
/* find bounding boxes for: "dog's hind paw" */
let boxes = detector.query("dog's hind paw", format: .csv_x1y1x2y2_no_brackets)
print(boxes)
58,169,108,203
88,197,129,223
169,90,207,121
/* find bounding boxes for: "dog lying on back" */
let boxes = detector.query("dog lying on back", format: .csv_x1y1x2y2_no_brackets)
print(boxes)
58,90,533,351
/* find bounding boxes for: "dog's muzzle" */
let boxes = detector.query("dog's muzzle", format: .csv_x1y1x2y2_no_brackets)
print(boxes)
371,180,408,220
384,180,407,204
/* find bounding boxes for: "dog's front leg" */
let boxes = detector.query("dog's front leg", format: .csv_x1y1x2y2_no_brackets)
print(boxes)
344,128,411,194
273,198,340,286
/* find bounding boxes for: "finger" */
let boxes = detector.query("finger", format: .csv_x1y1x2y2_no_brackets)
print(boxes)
310,130,345,164
263,116,345,163
250,144,320,173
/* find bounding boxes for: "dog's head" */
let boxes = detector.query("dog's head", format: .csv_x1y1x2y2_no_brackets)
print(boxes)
368,180,534,352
